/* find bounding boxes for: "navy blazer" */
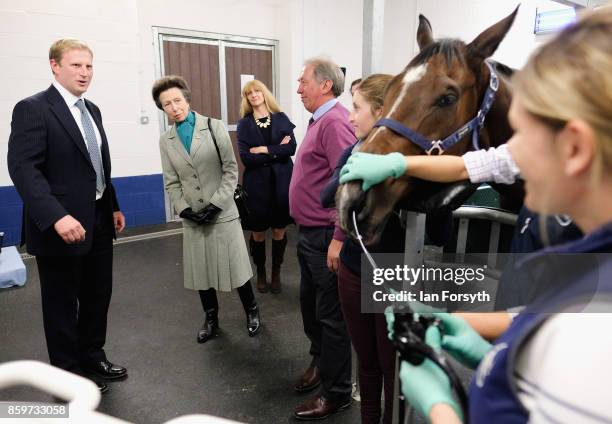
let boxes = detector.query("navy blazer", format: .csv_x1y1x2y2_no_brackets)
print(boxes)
7,85,119,256
236,112,296,220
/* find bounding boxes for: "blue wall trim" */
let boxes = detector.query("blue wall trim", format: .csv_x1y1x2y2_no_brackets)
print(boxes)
0,174,166,247
0,187,23,247
112,174,166,228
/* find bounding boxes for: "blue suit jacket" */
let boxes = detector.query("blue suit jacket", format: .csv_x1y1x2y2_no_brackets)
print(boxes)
7,85,119,256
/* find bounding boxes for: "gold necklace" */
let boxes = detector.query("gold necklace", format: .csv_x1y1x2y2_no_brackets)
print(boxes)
255,115,271,128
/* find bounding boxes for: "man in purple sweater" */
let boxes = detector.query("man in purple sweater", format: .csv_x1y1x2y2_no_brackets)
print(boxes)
290,57,355,420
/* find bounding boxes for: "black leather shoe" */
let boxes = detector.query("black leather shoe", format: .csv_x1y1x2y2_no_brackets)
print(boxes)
197,308,219,343
295,366,320,393
246,304,262,337
96,380,109,394
53,377,108,400
83,360,127,381
294,395,351,420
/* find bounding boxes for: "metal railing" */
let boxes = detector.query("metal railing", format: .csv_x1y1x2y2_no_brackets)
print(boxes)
452,206,517,268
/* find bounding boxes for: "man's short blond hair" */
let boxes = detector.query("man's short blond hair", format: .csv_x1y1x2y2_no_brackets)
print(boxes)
49,38,93,63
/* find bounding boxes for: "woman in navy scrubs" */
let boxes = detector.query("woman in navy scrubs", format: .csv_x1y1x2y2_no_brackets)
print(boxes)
362,8,612,423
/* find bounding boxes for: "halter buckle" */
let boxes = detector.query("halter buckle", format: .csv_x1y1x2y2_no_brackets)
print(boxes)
426,140,445,155
490,73,499,91
476,110,486,127
487,61,500,91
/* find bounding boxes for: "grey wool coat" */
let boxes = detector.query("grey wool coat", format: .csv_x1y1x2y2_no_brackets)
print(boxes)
159,112,252,291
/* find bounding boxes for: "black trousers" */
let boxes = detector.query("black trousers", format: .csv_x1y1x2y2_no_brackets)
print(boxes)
36,196,114,373
297,226,352,401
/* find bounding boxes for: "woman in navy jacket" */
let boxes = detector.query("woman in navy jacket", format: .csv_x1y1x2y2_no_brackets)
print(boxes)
237,80,296,294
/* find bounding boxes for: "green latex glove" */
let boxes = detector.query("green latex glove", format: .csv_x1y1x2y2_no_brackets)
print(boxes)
384,306,395,341
435,313,492,370
339,152,407,191
399,326,463,421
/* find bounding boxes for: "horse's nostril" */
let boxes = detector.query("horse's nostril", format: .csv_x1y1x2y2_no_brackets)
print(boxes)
348,189,366,216
345,191,370,241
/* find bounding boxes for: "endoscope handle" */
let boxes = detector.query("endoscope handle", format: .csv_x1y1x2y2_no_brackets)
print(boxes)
395,336,434,366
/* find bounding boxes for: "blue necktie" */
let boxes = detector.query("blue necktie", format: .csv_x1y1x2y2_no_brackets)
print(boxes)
75,99,105,194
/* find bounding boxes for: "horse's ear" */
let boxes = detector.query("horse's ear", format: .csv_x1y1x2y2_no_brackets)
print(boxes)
467,6,519,60
417,15,434,51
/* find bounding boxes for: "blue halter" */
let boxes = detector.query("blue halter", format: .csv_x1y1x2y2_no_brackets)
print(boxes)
374,61,499,155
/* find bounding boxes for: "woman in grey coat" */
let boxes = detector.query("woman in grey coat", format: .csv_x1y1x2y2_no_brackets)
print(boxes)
152,75,261,343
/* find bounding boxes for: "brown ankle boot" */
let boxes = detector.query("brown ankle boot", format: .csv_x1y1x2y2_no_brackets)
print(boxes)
270,235,287,294
249,237,268,293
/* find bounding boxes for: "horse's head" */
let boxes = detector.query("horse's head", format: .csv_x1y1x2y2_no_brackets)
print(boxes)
338,7,518,245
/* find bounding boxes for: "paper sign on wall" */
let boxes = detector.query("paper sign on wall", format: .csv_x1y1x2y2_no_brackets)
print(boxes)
240,74,255,90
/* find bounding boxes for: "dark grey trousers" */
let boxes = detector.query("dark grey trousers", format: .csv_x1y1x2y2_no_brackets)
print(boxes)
297,226,352,401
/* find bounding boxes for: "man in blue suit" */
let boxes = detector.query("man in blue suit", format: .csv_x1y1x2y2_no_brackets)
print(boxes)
7,39,127,393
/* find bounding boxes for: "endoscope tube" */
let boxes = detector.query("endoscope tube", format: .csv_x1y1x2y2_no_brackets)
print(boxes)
352,211,469,422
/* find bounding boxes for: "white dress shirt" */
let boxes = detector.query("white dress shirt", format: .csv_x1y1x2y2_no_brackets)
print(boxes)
52,81,105,199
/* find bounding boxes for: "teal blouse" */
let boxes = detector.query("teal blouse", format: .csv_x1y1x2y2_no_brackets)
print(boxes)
176,111,196,153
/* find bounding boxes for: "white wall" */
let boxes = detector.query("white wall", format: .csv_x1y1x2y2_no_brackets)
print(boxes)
0,0,141,186
382,0,419,75
298,0,363,141
0,0,565,187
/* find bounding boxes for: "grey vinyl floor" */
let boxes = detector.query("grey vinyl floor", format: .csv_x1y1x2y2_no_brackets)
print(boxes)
0,225,365,424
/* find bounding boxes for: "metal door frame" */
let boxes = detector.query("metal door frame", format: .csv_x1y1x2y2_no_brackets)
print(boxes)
152,27,279,221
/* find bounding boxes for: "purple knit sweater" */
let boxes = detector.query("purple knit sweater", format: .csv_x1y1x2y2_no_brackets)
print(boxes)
289,102,355,227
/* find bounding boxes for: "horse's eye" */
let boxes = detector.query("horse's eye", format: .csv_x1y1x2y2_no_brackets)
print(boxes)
436,94,458,108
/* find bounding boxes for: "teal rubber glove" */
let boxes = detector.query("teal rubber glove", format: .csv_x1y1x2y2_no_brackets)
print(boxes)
435,313,492,370
339,152,407,191
399,326,463,422
384,306,395,341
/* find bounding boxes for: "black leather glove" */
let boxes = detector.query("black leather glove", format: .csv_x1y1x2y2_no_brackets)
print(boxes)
179,207,207,224
199,204,222,224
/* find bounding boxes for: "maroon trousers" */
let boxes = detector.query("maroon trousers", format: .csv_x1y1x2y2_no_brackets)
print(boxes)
338,261,396,424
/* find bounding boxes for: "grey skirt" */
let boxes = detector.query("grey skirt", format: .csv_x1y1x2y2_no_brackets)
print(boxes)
182,218,253,291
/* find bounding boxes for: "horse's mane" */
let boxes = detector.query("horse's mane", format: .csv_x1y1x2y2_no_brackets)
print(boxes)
407,39,465,68
405,41,516,93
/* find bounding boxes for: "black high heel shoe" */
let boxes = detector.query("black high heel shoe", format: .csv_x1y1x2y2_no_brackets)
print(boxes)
197,308,219,343
246,304,262,337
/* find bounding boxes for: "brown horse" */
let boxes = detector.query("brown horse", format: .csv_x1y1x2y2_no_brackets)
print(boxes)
338,7,524,246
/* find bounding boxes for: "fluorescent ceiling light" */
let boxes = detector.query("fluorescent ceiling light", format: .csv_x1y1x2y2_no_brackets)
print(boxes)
535,6,577,33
